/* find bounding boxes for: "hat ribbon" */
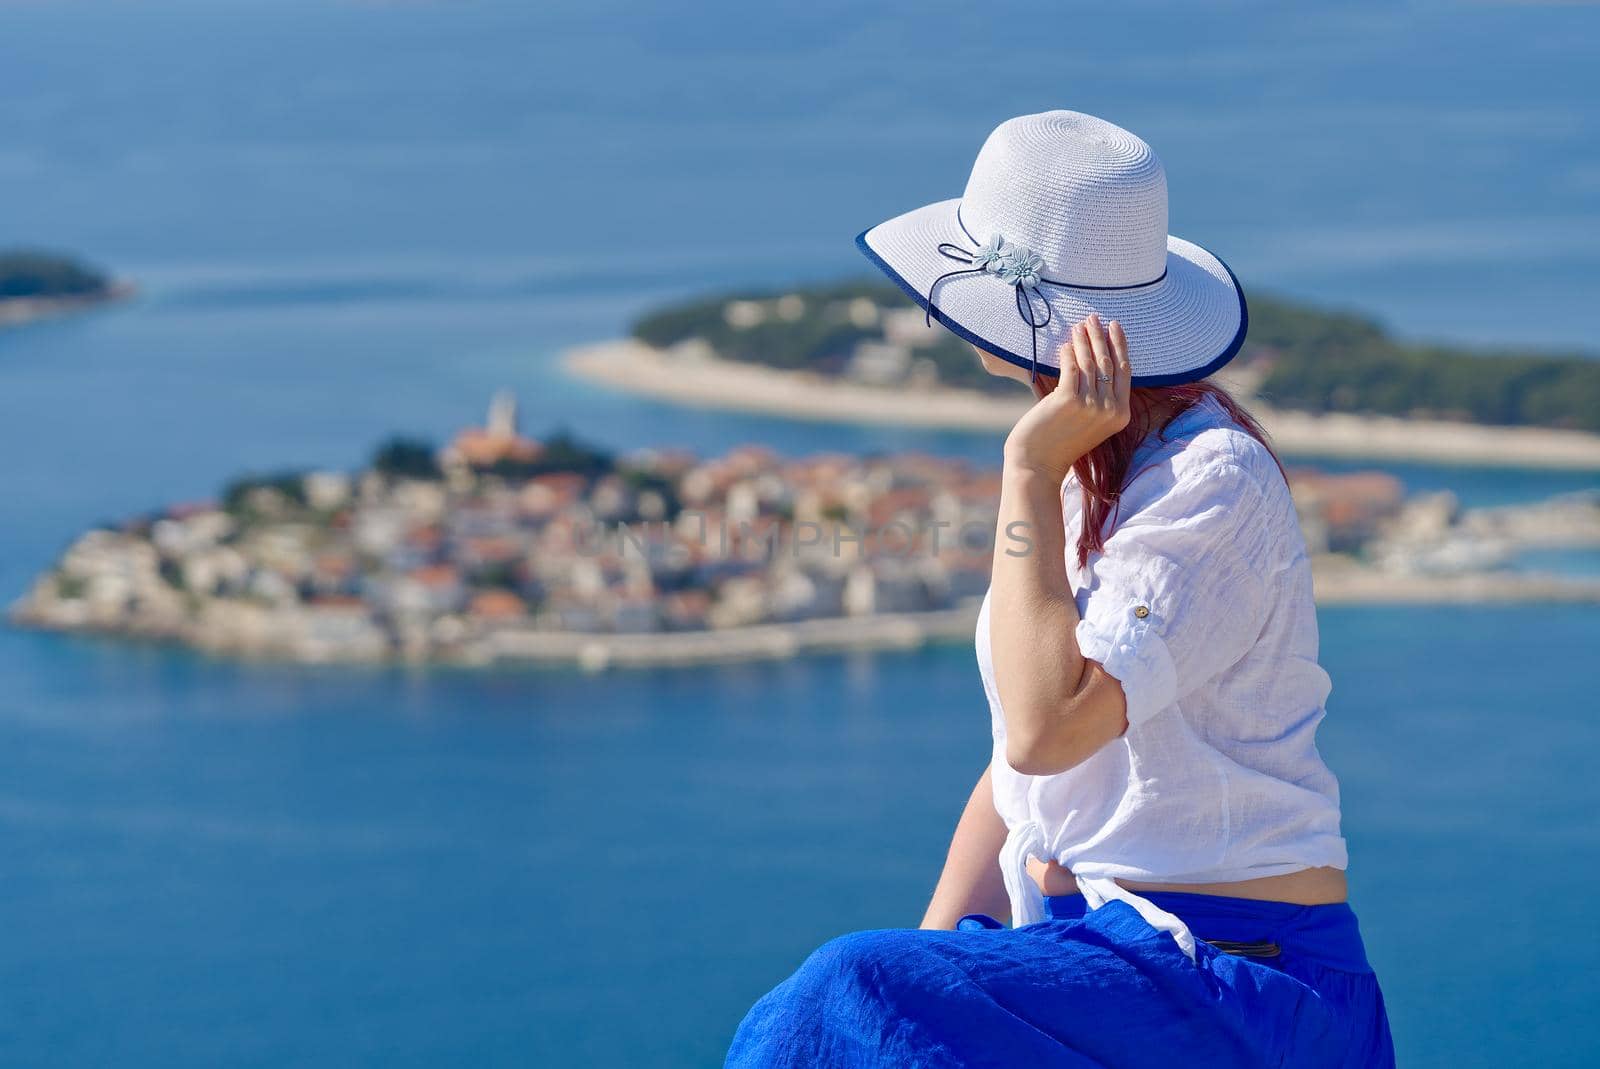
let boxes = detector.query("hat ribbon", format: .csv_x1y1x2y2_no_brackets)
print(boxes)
927,239,1053,385
925,211,1169,384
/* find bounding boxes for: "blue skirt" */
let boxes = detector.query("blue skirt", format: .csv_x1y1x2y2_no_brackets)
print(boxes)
726,892,1393,1068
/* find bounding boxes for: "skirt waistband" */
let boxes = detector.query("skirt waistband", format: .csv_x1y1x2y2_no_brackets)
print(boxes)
1043,891,1374,974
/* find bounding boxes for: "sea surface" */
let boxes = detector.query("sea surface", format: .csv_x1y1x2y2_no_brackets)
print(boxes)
2,2,1599,1066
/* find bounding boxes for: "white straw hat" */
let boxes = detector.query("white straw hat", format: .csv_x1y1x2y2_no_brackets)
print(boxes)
856,110,1247,386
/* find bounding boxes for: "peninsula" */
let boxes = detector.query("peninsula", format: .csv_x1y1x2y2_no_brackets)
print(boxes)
566,282,1600,469
10,395,1600,669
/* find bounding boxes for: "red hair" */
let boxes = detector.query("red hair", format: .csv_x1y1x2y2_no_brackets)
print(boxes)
1056,381,1284,568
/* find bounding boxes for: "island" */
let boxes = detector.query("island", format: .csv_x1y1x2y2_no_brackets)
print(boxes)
566,282,1600,469
0,249,129,328
10,394,1600,669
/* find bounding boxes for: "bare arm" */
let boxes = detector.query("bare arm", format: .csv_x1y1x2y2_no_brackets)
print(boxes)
989,317,1133,776
920,765,1011,929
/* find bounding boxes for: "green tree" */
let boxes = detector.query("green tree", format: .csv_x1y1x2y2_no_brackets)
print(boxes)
0,250,111,298
372,436,442,480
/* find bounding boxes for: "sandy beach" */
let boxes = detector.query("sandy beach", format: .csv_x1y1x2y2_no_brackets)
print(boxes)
566,340,1600,470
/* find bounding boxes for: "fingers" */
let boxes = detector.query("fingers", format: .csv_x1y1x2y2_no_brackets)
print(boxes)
1071,321,1097,403
1052,337,1078,398
1053,318,1129,421
1109,319,1131,407
1084,313,1115,405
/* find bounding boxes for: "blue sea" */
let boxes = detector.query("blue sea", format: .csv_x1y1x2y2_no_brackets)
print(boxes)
2,2,1599,1065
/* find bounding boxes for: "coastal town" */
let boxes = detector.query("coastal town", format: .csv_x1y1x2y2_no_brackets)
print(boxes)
11,392,1600,668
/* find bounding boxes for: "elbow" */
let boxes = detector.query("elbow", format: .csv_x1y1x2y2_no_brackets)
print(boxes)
1002,688,1127,776
997,663,1128,776
1004,717,1099,777
1005,742,1069,777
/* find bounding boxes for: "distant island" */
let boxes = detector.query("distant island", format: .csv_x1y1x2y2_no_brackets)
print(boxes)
0,249,129,328
566,282,1600,469
10,394,1600,669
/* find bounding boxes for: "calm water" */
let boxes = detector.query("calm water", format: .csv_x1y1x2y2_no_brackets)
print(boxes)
3,2,1599,1066
4,610,1600,1066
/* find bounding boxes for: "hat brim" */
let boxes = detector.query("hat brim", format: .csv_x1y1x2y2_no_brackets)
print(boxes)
857,199,1247,387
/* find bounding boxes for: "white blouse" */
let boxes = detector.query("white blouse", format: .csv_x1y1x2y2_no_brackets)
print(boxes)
976,394,1347,958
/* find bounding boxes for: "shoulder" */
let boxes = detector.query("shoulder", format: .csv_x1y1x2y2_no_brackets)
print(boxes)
1109,402,1299,573
1127,399,1287,509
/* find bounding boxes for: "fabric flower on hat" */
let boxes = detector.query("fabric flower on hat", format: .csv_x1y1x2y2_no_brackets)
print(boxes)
970,233,1008,273
998,246,1044,288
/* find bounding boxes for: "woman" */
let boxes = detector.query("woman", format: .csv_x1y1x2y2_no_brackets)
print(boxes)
726,112,1393,1067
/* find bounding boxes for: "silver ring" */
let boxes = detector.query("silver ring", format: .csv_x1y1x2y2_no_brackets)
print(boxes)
1096,374,1113,383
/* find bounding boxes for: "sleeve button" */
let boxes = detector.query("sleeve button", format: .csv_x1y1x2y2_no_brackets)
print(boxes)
1133,605,1150,619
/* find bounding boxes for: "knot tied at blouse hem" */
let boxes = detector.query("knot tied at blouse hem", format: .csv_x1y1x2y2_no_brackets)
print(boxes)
998,821,1199,961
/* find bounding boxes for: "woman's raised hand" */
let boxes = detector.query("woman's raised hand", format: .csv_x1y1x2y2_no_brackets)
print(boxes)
1002,314,1132,481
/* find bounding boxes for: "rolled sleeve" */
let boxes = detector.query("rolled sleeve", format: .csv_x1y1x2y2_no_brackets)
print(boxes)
1075,603,1179,727
1073,458,1280,726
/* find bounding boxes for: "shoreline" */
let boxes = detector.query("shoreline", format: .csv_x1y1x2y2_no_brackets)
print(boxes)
0,282,134,330
565,340,1600,471
13,566,1600,671
4,601,986,671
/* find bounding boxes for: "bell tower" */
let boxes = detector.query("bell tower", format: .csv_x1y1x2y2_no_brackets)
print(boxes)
486,390,518,439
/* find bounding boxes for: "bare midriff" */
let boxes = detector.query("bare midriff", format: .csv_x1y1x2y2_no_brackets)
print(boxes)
1029,859,1348,905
